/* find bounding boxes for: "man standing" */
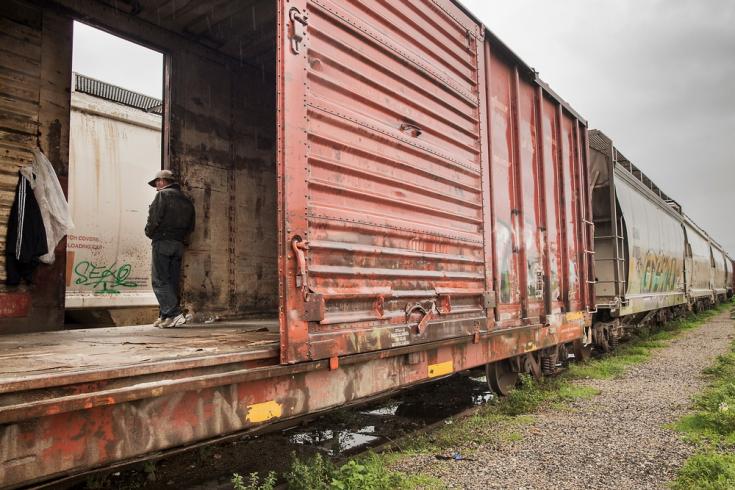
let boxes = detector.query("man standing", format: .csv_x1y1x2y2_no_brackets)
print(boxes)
145,169,195,328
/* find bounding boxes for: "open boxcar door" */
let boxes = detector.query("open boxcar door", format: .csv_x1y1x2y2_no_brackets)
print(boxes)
277,0,492,363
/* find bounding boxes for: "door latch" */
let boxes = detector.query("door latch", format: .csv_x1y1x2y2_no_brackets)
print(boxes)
291,236,309,299
289,7,308,54
405,301,438,335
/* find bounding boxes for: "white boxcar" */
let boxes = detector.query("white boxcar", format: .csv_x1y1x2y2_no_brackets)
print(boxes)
66,74,161,318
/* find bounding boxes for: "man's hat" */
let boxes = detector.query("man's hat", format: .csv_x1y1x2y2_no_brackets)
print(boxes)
148,169,177,187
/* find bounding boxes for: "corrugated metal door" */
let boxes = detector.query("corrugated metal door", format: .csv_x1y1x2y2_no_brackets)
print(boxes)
0,10,42,281
277,0,487,363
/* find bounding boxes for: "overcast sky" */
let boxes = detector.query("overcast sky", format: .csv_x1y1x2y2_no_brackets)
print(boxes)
72,21,163,98
72,3,735,254
462,0,735,255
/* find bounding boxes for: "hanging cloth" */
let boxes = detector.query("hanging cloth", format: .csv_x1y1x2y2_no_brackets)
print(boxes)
5,169,48,285
30,148,73,264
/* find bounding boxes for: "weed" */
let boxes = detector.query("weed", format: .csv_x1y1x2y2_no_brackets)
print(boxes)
674,337,735,445
284,452,335,490
283,452,417,490
499,374,545,416
672,299,735,489
553,383,601,402
143,461,157,482
673,452,735,490
85,473,109,489
231,471,277,490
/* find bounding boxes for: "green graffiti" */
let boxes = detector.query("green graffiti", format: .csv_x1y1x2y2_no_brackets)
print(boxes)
73,261,138,294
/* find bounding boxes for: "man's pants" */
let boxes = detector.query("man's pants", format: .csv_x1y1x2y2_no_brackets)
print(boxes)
151,239,184,318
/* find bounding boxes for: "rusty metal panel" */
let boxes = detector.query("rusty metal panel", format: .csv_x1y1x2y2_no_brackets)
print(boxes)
0,317,584,487
516,77,544,321
278,0,487,362
486,51,522,324
559,114,582,312
540,98,564,314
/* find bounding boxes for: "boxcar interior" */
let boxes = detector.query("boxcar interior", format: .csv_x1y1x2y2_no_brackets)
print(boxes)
81,0,281,324
0,0,282,365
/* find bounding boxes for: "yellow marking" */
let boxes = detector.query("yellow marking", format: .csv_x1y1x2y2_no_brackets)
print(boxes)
428,361,453,378
246,400,283,423
565,311,584,321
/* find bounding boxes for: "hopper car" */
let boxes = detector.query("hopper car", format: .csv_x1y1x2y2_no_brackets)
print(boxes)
65,73,161,325
588,129,730,351
0,1,728,488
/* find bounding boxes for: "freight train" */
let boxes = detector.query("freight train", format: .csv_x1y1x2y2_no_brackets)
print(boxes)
588,130,733,353
0,0,730,487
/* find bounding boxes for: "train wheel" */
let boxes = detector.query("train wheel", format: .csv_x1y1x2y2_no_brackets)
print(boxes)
522,352,543,380
573,339,592,362
486,359,519,396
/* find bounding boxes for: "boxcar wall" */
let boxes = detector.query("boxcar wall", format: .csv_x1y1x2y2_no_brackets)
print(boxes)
0,1,71,334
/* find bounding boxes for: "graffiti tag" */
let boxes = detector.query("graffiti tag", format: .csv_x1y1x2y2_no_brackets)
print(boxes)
73,261,138,294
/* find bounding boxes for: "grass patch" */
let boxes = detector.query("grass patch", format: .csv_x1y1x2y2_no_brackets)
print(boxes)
567,305,729,381
282,452,441,490
673,452,735,490
264,301,732,490
671,299,735,489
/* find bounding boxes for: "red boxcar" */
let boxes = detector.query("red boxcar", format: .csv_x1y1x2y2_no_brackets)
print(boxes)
0,0,593,486
278,0,594,364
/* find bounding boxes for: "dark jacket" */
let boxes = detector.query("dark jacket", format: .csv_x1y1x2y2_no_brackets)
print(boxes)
145,183,195,243
6,171,48,285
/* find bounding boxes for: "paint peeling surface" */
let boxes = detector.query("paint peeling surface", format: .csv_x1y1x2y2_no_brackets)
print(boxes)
279,0,488,363
0,320,582,487
246,400,283,423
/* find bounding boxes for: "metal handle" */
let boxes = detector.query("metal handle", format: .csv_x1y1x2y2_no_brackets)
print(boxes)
291,236,309,299
289,7,308,54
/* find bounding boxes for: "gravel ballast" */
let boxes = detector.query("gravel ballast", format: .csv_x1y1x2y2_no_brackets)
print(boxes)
393,311,735,489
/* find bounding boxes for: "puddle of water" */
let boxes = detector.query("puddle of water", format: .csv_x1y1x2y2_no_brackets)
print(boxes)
360,404,399,416
284,373,496,458
472,392,494,405
288,429,381,455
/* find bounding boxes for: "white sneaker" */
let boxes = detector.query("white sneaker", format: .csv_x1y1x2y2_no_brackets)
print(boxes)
169,313,187,327
153,317,164,328
158,317,174,328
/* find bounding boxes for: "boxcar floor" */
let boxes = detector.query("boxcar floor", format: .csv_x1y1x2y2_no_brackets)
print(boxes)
0,320,280,383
